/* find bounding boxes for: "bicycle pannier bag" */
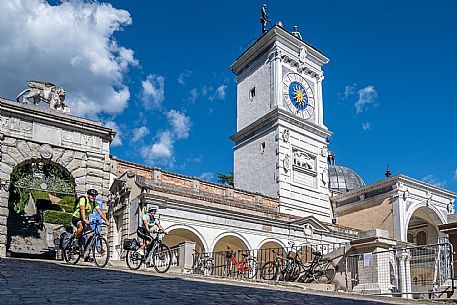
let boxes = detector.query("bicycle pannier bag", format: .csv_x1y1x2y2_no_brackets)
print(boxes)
123,238,139,250
59,231,72,250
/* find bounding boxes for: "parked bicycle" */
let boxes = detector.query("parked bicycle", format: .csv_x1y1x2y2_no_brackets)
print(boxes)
224,246,258,279
260,249,287,280
281,242,336,284
124,231,171,273
62,220,110,268
191,249,214,276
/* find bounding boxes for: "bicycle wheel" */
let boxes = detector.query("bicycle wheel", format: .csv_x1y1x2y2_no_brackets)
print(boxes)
126,249,143,270
203,260,213,276
92,237,110,268
242,258,258,279
224,260,233,278
261,261,278,280
153,244,171,273
63,240,81,265
315,260,336,284
284,260,300,282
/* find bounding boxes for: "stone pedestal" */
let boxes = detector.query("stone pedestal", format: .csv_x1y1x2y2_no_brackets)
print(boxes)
179,241,195,273
349,229,397,295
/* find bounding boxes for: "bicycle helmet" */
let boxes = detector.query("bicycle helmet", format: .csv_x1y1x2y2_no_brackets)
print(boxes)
87,189,98,196
147,205,158,213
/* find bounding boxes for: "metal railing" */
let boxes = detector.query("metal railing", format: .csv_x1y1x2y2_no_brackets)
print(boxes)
345,243,454,299
191,242,344,281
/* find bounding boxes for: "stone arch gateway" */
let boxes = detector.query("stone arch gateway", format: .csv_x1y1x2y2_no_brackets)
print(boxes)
0,97,115,257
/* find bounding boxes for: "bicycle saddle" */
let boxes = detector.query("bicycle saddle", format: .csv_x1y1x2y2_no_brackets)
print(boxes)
312,251,322,256
241,253,249,257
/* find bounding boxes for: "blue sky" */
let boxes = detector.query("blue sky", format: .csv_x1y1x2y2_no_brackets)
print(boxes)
0,1,456,193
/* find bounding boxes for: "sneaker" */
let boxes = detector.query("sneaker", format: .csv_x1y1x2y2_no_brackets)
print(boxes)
136,249,145,256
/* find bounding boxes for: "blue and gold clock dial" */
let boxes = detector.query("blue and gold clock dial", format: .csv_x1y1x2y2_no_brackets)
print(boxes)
283,73,315,120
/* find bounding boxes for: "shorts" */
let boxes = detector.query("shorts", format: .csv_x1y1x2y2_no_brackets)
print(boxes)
71,217,91,233
137,227,153,243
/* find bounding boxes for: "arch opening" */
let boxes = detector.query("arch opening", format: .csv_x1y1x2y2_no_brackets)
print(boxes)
163,227,206,253
407,207,441,245
6,160,75,257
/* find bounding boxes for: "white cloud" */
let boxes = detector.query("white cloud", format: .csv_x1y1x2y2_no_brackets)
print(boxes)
355,86,377,114
167,110,191,139
141,74,165,109
199,172,215,182
215,85,227,100
188,88,198,103
141,110,192,167
201,86,213,97
103,120,122,147
209,84,227,101
132,126,150,143
362,122,371,130
141,131,174,166
0,0,138,119
421,175,446,188
177,70,193,85
339,83,357,100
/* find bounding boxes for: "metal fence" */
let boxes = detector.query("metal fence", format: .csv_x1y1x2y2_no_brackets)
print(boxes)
192,242,344,281
345,243,454,298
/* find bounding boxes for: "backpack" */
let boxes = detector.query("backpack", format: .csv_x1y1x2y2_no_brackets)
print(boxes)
73,196,87,212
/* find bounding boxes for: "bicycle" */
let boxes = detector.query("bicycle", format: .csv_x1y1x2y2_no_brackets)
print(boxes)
298,252,336,284
63,220,110,268
191,249,214,276
282,243,336,284
224,246,258,279
260,249,287,280
125,231,172,273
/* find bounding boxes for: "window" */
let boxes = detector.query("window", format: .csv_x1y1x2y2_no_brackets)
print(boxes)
249,87,256,100
417,231,427,245
260,142,266,153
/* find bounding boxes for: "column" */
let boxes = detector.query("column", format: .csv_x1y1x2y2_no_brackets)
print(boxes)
179,241,196,273
317,76,324,126
398,251,409,298
271,50,282,109
404,251,412,298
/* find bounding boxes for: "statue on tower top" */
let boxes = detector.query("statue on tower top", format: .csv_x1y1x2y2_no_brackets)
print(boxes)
260,4,270,34
291,25,303,40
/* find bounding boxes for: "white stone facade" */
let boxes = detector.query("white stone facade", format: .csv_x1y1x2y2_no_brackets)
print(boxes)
0,98,114,257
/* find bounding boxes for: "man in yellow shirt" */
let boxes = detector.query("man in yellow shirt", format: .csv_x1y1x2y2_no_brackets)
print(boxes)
71,189,109,244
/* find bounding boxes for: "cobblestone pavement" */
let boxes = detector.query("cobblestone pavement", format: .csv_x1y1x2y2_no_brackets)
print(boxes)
0,258,442,305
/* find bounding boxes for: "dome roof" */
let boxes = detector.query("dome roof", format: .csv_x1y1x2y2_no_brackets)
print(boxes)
328,164,365,194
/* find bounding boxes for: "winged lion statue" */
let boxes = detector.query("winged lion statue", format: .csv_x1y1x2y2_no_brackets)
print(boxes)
16,81,69,113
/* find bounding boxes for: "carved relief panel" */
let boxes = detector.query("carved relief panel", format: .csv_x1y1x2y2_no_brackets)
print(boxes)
292,147,317,188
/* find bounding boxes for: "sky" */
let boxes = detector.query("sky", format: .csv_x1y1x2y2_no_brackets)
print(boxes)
0,0,456,194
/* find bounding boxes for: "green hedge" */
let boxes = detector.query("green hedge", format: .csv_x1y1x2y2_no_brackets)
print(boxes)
58,196,76,213
44,210,72,228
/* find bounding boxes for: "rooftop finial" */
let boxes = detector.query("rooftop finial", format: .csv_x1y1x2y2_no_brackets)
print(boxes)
291,25,302,40
260,4,270,34
385,164,391,178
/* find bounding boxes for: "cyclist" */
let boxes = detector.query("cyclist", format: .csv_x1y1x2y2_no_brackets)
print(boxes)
71,189,109,249
136,205,167,256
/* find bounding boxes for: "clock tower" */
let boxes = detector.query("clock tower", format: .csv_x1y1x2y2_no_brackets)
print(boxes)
230,25,333,222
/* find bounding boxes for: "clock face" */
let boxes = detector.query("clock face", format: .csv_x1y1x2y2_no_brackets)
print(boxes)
282,73,315,120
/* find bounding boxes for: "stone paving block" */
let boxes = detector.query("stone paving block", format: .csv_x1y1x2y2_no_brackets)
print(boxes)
0,258,438,305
